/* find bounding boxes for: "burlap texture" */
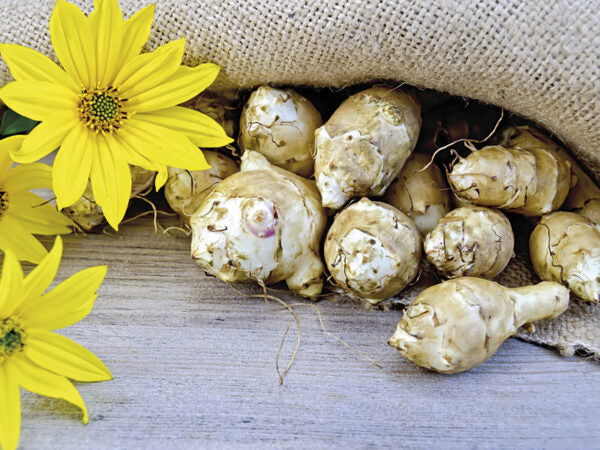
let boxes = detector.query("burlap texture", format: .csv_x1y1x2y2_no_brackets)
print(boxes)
0,0,599,357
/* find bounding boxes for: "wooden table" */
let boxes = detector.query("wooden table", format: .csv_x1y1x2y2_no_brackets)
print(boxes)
20,217,600,449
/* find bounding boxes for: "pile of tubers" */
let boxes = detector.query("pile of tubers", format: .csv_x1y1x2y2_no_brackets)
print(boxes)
150,85,600,374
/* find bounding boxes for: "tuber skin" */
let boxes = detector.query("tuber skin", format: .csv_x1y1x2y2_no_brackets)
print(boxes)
383,153,450,235
389,277,569,373
64,166,156,232
530,211,600,302
190,151,327,298
185,90,240,140
424,206,514,279
165,151,239,226
448,144,572,216
324,198,421,304
239,86,322,177
314,85,422,209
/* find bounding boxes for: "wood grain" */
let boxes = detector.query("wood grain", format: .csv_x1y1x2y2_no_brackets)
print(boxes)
18,217,600,449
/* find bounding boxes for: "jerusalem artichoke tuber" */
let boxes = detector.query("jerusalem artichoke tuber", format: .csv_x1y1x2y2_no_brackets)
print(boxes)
389,277,569,373
448,144,572,216
529,211,600,302
239,86,322,177
190,151,327,298
383,153,450,235
314,85,421,209
324,198,421,304
424,206,514,279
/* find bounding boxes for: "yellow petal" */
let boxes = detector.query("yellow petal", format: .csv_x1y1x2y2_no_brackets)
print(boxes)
126,63,220,112
50,0,96,88
0,135,22,174
3,162,52,191
53,124,95,209
90,0,124,85
113,39,185,99
110,133,160,172
0,365,21,450
0,249,24,317
0,43,78,92
89,135,132,230
155,165,168,190
119,4,155,64
136,107,233,148
119,118,210,170
0,216,48,264
19,265,106,330
0,80,79,122
7,355,88,424
22,236,63,300
24,330,112,382
13,110,79,164
8,191,73,235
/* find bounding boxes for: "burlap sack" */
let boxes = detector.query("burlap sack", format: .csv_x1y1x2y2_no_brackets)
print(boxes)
1,0,599,357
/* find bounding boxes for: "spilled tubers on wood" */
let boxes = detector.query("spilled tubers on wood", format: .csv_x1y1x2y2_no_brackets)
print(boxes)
388,277,569,373
384,153,450,235
314,85,421,209
190,151,327,298
324,198,421,304
530,211,600,302
424,206,514,279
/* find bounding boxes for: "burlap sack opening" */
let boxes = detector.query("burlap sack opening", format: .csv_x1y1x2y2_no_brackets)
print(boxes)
1,0,599,357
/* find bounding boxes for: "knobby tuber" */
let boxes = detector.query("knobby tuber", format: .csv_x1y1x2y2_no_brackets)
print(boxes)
389,277,569,373
239,86,322,177
530,211,600,302
384,153,450,235
165,151,238,225
424,206,514,279
448,144,572,216
323,198,421,304
314,85,421,209
190,151,327,298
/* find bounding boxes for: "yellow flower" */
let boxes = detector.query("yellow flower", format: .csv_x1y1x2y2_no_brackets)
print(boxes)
0,236,111,450
0,0,233,230
0,135,72,264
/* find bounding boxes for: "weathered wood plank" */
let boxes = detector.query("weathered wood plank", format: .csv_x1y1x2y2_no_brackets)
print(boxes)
18,217,600,449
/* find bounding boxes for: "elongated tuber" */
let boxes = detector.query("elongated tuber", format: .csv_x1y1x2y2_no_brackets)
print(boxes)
165,151,238,225
448,144,572,216
530,211,600,302
64,166,156,231
424,206,514,279
324,198,421,304
314,85,421,209
389,277,569,373
383,153,450,235
190,151,327,298
239,86,322,177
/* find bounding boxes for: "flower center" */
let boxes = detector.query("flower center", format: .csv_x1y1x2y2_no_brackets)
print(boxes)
79,87,129,133
0,318,25,361
0,190,8,219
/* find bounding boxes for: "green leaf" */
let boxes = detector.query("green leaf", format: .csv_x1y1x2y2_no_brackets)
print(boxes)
1,108,38,136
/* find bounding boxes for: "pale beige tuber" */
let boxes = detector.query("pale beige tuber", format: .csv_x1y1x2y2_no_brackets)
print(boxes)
239,86,322,177
64,166,155,231
424,206,514,279
389,277,569,373
186,90,239,140
165,151,239,225
190,151,327,298
530,211,600,302
448,144,572,216
384,153,450,235
314,85,422,209
324,198,421,304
